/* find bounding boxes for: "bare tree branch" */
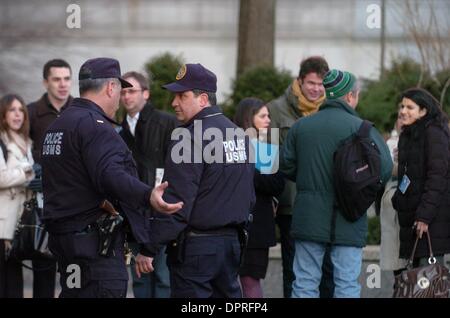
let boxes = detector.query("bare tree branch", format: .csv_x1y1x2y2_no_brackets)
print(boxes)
399,0,450,90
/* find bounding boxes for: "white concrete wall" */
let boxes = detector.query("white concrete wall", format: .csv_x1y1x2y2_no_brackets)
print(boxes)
0,0,448,104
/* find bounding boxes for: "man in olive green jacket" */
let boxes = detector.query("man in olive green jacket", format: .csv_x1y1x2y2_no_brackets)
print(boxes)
281,69,392,298
267,56,330,298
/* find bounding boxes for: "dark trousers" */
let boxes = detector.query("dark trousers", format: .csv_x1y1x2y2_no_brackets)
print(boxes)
32,259,57,298
59,275,127,298
168,234,241,298
275,214,335,298
275,214,295,298
48,230,128,298
0,239,23,298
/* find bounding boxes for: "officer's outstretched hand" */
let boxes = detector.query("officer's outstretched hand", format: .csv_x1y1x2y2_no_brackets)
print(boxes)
135,254,154,278
150,181,184,214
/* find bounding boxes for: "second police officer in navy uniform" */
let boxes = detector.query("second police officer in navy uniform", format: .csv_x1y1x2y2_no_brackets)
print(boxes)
146,63,256,298
41,58,182,298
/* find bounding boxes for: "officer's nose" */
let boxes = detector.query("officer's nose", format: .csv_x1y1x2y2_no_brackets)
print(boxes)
172,96,180,107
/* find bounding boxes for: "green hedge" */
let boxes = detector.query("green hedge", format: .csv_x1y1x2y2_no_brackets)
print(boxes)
358,58,450,134
367,216,381,245
144,52,184,113
224,65,292,119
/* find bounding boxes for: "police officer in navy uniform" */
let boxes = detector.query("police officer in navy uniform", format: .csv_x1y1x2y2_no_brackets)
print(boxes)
140,63,256,298
41,58,182,298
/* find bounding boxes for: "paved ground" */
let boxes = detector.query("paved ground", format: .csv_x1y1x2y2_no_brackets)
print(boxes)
23,245,450,298
262,245,395,298
23,245,400,298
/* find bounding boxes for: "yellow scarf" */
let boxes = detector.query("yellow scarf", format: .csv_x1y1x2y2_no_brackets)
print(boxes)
291,79,325,116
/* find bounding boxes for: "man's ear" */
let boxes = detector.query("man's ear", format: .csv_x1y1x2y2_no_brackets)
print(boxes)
199,93,209,107
105,81,115,98
43,79,49,91
143,89,150,100
343,92,351,104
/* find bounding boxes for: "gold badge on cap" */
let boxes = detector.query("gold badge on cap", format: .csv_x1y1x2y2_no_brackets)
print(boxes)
176,64,187,80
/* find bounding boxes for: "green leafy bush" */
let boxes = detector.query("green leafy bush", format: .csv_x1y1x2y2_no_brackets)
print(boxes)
224,65,292,119
144,52,184,113
358,58,450,134
367,216,381,245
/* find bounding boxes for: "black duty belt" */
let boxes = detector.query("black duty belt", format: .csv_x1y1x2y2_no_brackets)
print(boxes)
186,227,238,237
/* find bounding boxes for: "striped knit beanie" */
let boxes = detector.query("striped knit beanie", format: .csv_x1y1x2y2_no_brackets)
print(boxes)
323,69,356,99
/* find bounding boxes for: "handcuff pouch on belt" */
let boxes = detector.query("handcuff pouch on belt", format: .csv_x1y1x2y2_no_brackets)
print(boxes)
237,225,249,266
167,230,186,264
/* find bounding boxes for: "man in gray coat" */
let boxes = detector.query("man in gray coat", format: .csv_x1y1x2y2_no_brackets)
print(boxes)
267,56,332,298
281,69,392,297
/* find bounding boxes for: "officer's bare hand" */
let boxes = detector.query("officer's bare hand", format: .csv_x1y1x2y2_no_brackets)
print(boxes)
134,254,154,278
150,181,184,214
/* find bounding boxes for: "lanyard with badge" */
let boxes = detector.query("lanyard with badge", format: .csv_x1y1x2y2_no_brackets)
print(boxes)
399,163,411,194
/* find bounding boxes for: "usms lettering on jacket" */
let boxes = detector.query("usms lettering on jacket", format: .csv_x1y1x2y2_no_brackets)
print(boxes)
42,131,64,156
223,138,247,163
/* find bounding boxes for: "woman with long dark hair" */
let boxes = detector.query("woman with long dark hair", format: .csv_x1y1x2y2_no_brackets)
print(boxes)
392,88,450,268
234,97,284,298
0,94,35,298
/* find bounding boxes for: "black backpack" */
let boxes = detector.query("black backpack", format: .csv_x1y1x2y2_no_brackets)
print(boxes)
333,120,383,222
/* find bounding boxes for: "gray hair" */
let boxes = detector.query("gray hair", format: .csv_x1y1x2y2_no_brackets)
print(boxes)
79,78,120,96
192,89,216,106
338,79,360,102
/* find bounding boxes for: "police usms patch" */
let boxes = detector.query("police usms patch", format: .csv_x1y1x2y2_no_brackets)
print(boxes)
176,64,187,80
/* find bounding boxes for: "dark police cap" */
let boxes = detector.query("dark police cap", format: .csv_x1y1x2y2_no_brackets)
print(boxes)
163,63,217,93
79,57,132,88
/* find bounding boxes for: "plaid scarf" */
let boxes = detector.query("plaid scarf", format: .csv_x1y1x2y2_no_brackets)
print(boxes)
291,79,325,116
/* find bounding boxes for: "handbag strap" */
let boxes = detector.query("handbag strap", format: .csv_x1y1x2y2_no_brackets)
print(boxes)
406,230,436,269
21,262,54,271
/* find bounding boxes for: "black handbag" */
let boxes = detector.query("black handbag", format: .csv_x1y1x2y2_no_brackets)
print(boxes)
8,194,54,261
393,231,450,298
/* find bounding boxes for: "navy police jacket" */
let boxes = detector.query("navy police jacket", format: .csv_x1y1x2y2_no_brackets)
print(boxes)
147,105,256,255
41,98,152,249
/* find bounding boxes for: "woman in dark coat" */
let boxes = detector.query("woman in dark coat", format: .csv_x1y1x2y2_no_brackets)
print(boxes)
392,88,450,267
234,98,285,298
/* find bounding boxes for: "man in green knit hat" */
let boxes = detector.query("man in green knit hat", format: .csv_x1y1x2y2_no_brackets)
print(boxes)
280,69,392,297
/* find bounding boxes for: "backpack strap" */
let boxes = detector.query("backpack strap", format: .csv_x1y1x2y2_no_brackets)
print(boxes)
357,120,373,138
0,138,8,162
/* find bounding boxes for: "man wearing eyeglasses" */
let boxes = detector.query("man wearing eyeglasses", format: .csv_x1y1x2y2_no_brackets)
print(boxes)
41,58,182,298
119,71,177,298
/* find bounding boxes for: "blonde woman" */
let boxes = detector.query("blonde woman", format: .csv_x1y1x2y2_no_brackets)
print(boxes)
0,94,35,298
